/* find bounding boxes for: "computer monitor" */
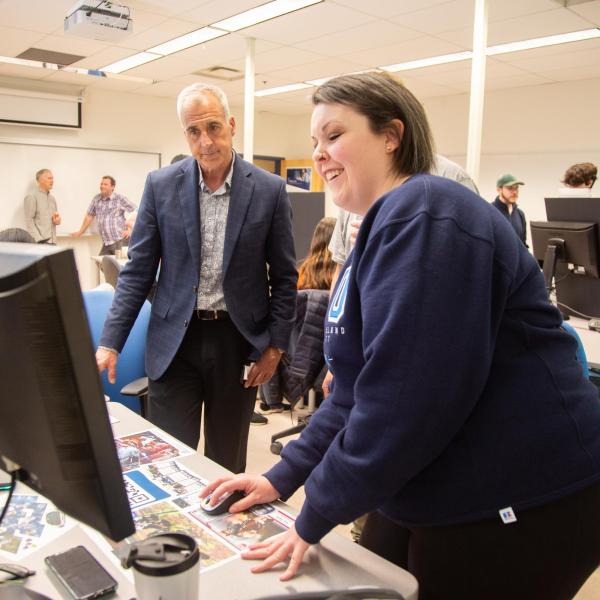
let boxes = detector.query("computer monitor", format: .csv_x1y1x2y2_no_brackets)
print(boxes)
0,243,135,541
531,220,598,283
544,197,600,319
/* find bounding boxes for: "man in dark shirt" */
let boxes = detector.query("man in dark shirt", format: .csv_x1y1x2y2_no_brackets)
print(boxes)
492,173,527,246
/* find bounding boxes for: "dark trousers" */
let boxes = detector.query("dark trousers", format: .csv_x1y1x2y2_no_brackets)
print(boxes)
359,480,600,600
147,316,256,473
99,238,124,256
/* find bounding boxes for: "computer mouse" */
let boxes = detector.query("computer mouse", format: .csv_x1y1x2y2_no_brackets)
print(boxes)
200,490,246,516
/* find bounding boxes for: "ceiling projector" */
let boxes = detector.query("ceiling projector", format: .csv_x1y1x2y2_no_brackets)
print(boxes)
64,1,133,42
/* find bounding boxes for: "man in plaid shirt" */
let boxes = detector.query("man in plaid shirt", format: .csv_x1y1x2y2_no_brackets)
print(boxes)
72,175,137,255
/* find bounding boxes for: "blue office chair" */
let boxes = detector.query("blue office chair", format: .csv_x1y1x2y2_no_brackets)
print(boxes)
561,321,590,379
82,289,151,415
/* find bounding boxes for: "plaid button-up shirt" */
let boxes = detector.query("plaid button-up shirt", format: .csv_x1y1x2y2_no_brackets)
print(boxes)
86,193,137,244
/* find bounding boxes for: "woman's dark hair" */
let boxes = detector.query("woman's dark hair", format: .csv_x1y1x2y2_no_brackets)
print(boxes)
297,217,337,291
563,163,597,188
0,228,35,243
312,72,435,176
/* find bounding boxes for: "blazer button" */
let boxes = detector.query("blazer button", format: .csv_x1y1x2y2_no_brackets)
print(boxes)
193,285,198,293
184,319,188,327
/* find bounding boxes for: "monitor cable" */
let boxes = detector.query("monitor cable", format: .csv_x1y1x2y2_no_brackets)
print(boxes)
0,471,17,528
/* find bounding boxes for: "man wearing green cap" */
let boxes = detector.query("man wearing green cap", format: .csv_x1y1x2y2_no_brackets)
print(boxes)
493,173,527,246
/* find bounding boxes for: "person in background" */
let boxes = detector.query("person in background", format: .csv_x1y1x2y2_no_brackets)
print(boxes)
71,175,137,255
96,83,297,473
24,169,61,244
255,217,336,421
559,162,597,197
492,173,527,246
202,72,600,600
0,228,35,243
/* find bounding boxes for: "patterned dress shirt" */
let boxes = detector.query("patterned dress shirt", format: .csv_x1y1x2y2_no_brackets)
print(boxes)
197,154,235,311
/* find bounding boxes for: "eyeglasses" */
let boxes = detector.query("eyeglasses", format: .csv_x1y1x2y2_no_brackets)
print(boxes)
0,563,35,582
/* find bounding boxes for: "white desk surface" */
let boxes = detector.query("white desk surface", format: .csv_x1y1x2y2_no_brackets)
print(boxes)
568,317,600,368
16,403,419,600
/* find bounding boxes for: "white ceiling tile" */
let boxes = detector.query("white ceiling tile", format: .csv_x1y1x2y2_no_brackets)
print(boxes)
389,0,475,35
333,0,451,19
484,59,534,79
567,0,600,27
487,0,561,22
123,54,199,78
263,57,370,84
293,19,422,57
242,46,325,74
0,27,47,58
0,0,599,116
240,2,376,45
127,0,212,19
184,0,270,26
486,7,593,46
483,73,554,91
0,0,73,34
492,36,600,64
163,33,278,66
401,78,464,100
537,63,600,82
343,35,467,67
113,18,199,51
127,80,187,97
73,47,141,70
503,46,600,74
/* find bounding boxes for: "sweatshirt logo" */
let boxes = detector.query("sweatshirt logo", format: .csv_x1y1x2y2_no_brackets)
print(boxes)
328,266,351,324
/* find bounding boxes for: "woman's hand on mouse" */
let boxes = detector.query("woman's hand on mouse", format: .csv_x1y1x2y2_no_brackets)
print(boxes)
242,525,310,581
200,474,280,511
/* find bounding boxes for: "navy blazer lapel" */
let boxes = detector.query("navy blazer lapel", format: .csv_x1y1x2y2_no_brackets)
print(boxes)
223,158,254,276
176,159,201,275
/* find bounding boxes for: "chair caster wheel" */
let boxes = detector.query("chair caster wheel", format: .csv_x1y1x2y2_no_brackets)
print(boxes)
270,441,283,455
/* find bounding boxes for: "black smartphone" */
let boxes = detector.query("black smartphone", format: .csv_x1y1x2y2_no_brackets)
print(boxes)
45,545,117,600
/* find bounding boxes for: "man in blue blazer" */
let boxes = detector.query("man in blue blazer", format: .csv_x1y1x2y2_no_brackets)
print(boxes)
96,83,297,472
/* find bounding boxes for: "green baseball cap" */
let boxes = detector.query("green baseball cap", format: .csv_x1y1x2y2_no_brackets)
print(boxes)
496,173,525,187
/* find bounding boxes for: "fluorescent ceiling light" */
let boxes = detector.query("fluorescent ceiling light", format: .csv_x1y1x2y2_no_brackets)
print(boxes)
381,51,473,72
0,55,156,84
213,0,323,32
487,28,600,55
255,82,312,96
305,76,332,86
102,52,160,73
148,27,227,56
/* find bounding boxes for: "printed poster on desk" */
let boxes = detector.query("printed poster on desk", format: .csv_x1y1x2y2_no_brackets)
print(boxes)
131,500,237,571
115,429,193,472
0,493,74,560
190,503,295,552
123,461,206,510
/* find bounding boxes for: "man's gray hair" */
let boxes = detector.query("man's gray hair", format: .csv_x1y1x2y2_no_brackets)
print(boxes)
176,83,231,125
35,168,51,181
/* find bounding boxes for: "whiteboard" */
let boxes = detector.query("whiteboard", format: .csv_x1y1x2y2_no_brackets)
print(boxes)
1,141,161,233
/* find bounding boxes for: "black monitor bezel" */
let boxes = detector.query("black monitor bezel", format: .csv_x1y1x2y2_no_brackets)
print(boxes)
0,243,134,541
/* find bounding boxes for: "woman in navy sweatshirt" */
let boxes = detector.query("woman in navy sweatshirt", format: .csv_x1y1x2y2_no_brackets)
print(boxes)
202,73,600,599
